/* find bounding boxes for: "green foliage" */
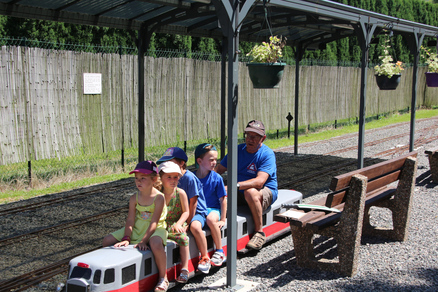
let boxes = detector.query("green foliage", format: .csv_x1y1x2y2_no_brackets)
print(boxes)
421,45,438,73
246,36,287,63
0,1,437,66
374,35,404,77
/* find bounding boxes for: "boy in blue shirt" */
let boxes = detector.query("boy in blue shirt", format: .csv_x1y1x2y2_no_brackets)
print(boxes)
156,147,211,273
194,143,227,268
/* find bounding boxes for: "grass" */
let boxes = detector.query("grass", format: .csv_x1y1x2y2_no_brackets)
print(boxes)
1,108,438,205
264,108,438,149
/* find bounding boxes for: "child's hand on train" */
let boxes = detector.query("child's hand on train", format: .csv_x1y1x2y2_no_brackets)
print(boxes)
217,220,225,230
114,240,129,248
172,223,185,233
134,241,149,251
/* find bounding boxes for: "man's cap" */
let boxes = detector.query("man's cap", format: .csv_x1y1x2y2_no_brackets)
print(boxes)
194,143,217,168
157,147,188,164
245,120,265,136
157,161,182,175
129,160,158,175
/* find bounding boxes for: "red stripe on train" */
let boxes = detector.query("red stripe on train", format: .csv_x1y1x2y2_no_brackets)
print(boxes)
107,221,290,291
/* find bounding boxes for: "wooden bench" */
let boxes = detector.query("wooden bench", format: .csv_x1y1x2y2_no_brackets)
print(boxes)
425,147,438,183
274,151,418,276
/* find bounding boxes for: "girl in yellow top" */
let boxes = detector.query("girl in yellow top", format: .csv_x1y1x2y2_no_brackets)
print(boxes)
103,161,169,292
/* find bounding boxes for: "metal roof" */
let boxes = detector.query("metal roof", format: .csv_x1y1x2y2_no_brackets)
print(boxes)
1,0,437,49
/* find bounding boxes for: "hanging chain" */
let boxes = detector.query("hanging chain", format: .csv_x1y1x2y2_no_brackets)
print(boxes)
263,0,273,37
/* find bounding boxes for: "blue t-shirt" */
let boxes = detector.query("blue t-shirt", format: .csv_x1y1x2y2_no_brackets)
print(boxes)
220,143,278,203
196,170,227,210
178,169,208,216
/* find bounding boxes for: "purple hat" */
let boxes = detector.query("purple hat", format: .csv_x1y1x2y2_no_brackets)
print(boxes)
129,161,158,175
157,147,188,164
245,120,265,136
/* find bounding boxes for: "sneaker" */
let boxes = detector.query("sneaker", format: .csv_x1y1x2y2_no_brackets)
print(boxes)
197,256,211,274
246,232,266,250
210,251,226,267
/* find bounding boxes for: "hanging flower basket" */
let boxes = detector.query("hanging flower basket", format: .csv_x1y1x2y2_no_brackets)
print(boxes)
374,32,403,91
375,74,401,90
425,72,438,87
421,45,438,87
246,36,287,89
247,62,286,89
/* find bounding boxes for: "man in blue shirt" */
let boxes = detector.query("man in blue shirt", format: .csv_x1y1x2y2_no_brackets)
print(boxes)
216,120,278,250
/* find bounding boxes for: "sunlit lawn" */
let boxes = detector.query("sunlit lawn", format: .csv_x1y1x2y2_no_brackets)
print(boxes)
1,108,437,204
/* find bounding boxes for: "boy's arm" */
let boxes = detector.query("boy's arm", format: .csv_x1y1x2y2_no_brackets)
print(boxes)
219,196,227,223
188,195,198,223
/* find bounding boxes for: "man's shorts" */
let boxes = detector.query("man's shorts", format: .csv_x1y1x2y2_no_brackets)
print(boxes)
237,186,273,212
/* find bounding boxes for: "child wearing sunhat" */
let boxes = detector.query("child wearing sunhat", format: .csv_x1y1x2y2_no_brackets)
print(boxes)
102,161,169,292
156,147,210,274
157,161,190,283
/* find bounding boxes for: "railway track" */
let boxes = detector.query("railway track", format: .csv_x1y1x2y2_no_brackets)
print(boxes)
1,118,438,291
0,207,128,248
0,180,133,217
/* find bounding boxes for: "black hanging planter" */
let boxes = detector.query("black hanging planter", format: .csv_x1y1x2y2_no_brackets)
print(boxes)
247,62,286,89
425,72,438,87
375,74,401,90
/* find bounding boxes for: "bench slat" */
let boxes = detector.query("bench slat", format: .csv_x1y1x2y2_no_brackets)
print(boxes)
305,186,393,231
365,187,396,206
330,152,417,191
366,170,400,192
425,147,438,155
289,210,328,227
325,190,347,207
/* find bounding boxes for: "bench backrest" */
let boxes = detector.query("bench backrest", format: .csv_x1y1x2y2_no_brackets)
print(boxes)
324,151,418,208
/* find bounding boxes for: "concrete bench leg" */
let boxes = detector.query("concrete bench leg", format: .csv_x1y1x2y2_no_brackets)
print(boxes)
290,225,315,266
290,174,367,277
427,151,438,183
391,156,417,241
362,157,417,241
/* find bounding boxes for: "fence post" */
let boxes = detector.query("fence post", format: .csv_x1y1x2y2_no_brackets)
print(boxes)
286,112,293,138
28,160,32,188
119,44,125,171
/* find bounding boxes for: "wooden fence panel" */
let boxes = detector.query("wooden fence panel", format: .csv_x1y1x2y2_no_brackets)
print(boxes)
0,46,29,164
0,46,437,166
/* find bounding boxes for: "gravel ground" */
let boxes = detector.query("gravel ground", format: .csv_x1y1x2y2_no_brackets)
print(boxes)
12,118,438,291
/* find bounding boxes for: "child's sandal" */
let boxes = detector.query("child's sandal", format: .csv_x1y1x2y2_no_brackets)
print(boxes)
154,278,169,292
175,268,189,284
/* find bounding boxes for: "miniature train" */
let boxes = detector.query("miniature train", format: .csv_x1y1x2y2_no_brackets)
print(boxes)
64,189,302,292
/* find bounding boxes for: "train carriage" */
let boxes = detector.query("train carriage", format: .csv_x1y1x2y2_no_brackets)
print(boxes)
65,189,302,292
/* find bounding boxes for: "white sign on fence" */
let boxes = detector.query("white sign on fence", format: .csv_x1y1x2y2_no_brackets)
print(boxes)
83,73,102,94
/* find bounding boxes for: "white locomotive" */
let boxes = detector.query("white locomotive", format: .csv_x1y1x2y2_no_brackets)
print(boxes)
65,189,302,292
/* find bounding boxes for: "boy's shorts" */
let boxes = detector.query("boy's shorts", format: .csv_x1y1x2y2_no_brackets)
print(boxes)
207,207,221,218
237,186,273,212
191,213,207,228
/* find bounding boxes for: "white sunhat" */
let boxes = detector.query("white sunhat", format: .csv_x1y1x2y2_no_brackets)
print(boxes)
157,161,182,175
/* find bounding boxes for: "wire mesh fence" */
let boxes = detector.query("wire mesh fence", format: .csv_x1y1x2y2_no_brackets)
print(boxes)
0,36,383,66
0,36,425,194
